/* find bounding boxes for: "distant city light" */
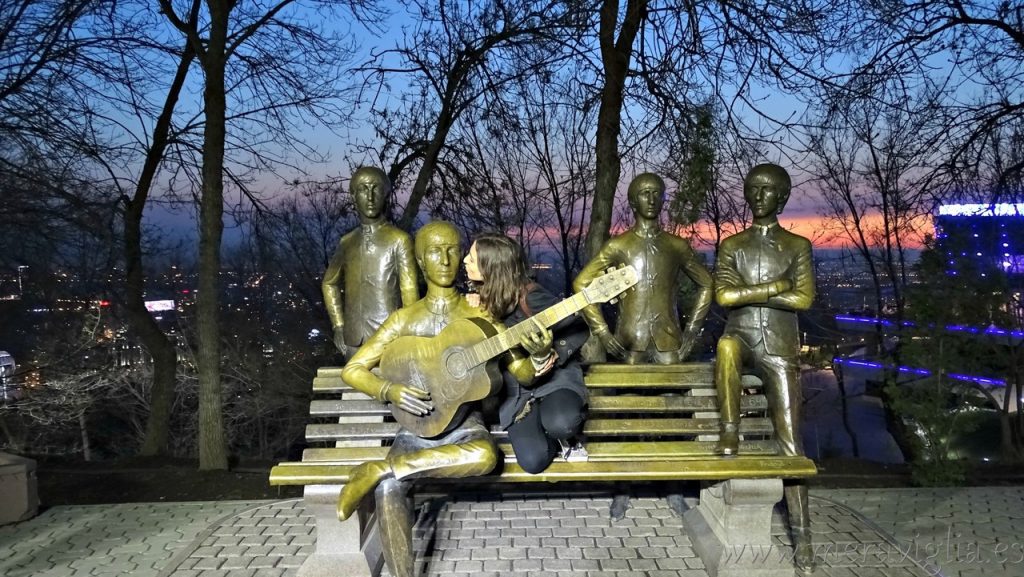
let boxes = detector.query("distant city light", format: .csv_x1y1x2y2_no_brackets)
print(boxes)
832,357,1006,387
144,300,175,312
938,203,1024,217
835,315,1024,339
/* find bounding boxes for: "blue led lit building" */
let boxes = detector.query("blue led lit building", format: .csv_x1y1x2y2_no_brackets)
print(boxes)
936,203,1024,284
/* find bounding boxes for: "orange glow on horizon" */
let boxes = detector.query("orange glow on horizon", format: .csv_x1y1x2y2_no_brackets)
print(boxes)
684,213,934,250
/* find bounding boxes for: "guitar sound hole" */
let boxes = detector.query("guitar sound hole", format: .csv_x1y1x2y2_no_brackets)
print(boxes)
446,351,468,379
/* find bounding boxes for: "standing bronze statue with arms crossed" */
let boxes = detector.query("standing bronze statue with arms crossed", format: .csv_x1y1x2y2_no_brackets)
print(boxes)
322,167,419,359
574,172,713,363
714,163,815,573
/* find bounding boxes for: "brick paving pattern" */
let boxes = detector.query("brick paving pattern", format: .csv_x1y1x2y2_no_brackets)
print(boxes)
822,488,1024,577
0,501,264,577
161,492,933,577
5,488,1024,577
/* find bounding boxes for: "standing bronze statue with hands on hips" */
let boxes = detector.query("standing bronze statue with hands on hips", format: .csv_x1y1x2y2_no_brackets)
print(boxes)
574,172,713,364
713,163,815,573
337,222,554,577
574,172,713,520
322,166,419,359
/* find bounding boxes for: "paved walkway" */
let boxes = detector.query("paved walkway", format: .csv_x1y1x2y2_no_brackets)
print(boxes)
1,488,1022,577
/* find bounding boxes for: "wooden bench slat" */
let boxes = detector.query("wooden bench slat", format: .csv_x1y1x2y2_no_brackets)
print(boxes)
584,417,772,436
583,440,779,459
307,422,400,440
585,374,762,388
270,455,816,486
297,439,780,465
317,367,346,378
589,395,766,413
308,395,768,417
586,363,714,374
306,418,772,442
309,400,391,417
324,362,720,377
313,374,760,391
312,377,354,392
314,364,762,391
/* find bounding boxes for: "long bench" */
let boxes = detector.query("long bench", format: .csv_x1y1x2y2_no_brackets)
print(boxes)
270,362,817,577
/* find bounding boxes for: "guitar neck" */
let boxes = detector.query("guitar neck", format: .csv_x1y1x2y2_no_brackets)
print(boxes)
466,292,589,366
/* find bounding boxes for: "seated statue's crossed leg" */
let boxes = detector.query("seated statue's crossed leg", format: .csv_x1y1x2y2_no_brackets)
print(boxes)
338,413,499,577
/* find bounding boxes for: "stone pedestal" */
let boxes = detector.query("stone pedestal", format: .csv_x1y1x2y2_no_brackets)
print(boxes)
683,478,794,577
298,484,383,577
0,452,38,525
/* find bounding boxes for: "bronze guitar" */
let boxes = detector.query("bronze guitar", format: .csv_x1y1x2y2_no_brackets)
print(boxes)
380,266,639,438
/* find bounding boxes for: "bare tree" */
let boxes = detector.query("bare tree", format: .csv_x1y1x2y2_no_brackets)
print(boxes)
582,0,857,258
807,82,947,320
155,0,373,469
354,0,582,230
846,0,1024,188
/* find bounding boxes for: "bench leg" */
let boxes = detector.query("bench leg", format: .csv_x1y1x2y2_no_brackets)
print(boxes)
683,478,795,577
298,484,384,577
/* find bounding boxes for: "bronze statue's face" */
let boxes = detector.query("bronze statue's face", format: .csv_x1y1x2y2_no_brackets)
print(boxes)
463,242,483,282
353,173,388,219
419,230,462,288
743,174,786,219
629,180,665,220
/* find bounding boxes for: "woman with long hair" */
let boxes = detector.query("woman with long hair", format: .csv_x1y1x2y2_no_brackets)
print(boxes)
464,233,589,473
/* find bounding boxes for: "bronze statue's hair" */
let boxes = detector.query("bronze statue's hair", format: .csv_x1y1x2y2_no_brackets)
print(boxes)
415,221,460,262
473,233,530,320
351,166,392,192
745,163,792,210
627,172,666,205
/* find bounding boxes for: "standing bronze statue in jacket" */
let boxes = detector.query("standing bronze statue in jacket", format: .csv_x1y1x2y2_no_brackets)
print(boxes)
714,163,815,573
322,167,419,358
574,173,713,363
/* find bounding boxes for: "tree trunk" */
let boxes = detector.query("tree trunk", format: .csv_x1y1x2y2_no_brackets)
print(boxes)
195,0,231,471
582,0,647,260
579,0,646,362
79,412,92,462
397,107,456,231
127,44,195,456
835,368,860,457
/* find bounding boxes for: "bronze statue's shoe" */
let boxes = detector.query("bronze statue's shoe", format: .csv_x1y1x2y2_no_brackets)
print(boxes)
716,422,739,456
793,527,814,574
337,460,392,521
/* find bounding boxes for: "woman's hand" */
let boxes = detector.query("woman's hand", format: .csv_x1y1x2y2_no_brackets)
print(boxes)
466,293,481,308
519,317,553,359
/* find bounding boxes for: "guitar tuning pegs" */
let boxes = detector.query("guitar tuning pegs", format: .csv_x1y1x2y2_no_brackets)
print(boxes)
609,298,618,305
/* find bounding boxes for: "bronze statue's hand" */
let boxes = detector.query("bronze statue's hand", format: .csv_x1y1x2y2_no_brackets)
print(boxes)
598,331,625,359
383,382,433,416
677,331,697,361
332,326,348,357
519,318,553,358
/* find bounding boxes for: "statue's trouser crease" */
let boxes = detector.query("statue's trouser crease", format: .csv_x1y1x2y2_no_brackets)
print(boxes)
342,413,497,577
716,335,811,566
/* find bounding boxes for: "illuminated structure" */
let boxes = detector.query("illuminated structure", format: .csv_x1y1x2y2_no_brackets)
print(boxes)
0,351,15,402
936,203,1024,280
